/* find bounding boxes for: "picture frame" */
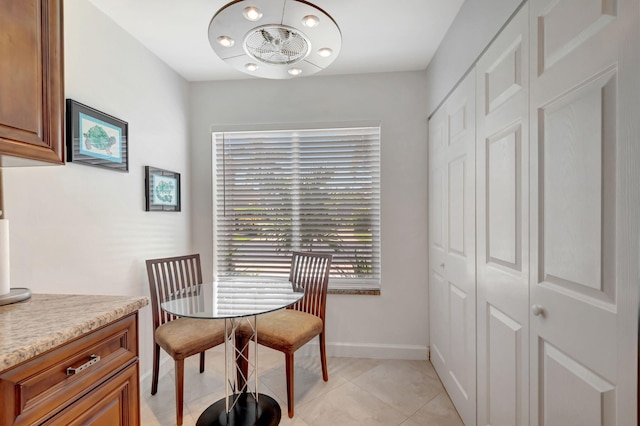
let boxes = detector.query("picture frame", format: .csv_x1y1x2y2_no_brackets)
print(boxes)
145,166,181,212
66,99,129,172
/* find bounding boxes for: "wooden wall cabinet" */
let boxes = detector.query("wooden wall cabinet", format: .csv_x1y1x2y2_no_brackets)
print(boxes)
0,313,140,425
0,0,65,166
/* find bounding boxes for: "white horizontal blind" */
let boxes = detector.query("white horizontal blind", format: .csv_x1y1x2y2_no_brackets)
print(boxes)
213,127,381,289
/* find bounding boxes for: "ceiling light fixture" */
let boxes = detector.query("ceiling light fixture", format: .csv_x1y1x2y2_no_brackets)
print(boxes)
216,35,235,47
318,47,333,57
301,15,319,28
242,6,263,21
208,0,342,79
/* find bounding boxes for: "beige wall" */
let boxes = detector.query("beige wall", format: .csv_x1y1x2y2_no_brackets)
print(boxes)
2,1,191,378
190,72,430,358
2,0,530,377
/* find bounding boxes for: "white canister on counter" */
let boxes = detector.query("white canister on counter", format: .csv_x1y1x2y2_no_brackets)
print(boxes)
0,219,10,296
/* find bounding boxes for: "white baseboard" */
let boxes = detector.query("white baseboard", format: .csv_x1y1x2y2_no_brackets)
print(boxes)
297,341,429,360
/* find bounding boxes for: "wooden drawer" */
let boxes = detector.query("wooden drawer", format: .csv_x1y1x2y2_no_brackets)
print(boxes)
0,313,138,425
42,362,139,425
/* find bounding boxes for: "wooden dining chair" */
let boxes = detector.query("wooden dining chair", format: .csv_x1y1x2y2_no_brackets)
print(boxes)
237,251,332,418
146,254,226,426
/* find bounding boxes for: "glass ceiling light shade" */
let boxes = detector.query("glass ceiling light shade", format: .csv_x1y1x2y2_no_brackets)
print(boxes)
243,6,262,21
301,15,320,28
208,0,341,79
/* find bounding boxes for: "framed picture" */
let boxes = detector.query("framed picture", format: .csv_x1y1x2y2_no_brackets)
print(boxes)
145,166,181,211
66,99,129,172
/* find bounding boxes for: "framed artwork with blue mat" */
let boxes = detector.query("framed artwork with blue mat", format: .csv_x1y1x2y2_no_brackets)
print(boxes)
145,166,181,212
66,99,128,172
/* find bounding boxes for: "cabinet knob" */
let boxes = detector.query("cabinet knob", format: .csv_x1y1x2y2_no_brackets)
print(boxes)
440,263,445,268
531,304,545,317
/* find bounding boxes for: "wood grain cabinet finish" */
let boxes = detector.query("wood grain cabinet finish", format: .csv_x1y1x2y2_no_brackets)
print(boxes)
42,364,139,426
0,0,65,166
0,313,141,425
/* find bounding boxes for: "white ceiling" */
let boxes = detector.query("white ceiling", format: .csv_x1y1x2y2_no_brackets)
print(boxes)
87,0,465,82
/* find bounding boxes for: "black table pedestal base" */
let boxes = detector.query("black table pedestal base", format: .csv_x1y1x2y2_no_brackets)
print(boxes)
196,393,281,426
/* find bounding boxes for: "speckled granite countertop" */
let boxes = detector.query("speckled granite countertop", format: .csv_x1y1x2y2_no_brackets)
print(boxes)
0,293,148,372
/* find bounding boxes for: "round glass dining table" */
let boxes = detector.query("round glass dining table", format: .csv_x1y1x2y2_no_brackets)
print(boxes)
161,279,304,426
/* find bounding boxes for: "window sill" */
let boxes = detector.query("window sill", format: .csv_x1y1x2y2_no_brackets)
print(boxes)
328,288,380,295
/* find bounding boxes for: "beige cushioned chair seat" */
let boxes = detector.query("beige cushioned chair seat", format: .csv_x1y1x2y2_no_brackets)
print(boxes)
155,318,226,360
254,309,323,352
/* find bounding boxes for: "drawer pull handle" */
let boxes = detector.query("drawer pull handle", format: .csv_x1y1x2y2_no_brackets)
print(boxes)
67,354,101,376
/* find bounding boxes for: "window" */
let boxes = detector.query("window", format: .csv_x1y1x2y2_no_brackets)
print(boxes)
213,126,381,290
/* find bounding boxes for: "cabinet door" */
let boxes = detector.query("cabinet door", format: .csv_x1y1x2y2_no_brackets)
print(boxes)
42,363,140,426
0,314,138,426
530,0,640,424
475,4,529,426
428,70,476,426
0,0,64,165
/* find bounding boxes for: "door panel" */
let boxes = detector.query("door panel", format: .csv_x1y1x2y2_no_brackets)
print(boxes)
486,38,523,113
540,69,616,299
488,126,520,267
488,306,523,426
476,5,529,426
448,156,466,255
431,170,444,249
430,271,448,365
541,342,615,426
530,0,639,423
538,0,616,72
449,283,469,397
429,70,476,426
449,103,468,145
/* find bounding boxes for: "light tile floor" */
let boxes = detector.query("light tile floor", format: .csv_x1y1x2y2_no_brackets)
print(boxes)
140,346,463,426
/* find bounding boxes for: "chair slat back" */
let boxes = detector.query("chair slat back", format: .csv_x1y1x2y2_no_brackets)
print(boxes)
288,252,332,321
146,254,203,330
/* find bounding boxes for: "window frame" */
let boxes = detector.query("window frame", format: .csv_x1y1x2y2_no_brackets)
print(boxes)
212,121,382,291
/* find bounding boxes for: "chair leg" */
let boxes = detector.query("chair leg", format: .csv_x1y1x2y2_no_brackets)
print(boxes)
319,332,329,381
235,334,249,391
285,353,295,418
200,351,205,373
175,359,184,426
151,343,160,395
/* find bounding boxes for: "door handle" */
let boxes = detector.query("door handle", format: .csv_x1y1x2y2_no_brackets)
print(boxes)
531,305,545,317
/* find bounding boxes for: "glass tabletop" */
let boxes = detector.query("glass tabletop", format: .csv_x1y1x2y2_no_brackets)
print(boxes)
160,279,304,319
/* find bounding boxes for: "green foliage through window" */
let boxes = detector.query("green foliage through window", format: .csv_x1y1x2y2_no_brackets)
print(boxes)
214,127,381,288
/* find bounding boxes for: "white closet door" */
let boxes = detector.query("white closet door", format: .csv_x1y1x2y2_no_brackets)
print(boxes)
428,70,476,426
476,4,529,426
530,0,639,424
